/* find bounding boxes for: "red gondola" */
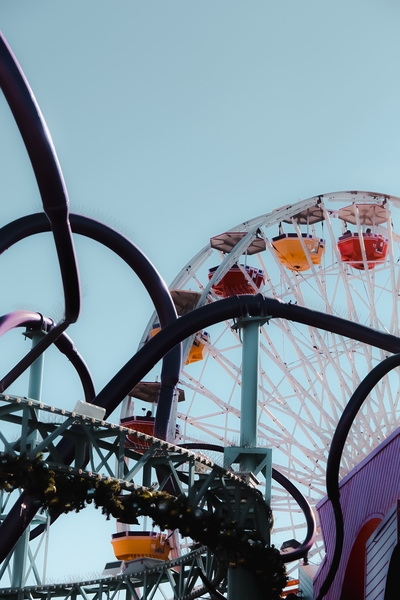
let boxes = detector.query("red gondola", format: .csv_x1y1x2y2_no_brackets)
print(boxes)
121,413,181,453
121,415,155,452
208,264,265,298
337,203,389,270
337,232,388,270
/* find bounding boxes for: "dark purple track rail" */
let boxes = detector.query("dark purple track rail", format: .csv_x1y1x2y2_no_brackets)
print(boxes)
0,311,95,402
0,33,80,391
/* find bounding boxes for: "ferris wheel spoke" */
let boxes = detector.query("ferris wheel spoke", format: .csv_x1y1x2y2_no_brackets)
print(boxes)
181,371,239,413
305,329,353,413
260,325,343,431
259,406,329,466
284,330,349,417
179,416,236,441
204,340,241,381
346,278,385,330
271,456,326,490
257,404,328,454
259,377,333,450
258,361,335,442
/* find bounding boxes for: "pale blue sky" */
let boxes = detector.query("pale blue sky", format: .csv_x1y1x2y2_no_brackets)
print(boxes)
2,0,400,581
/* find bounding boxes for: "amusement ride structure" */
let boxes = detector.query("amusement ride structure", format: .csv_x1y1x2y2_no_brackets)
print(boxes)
0,32,400,600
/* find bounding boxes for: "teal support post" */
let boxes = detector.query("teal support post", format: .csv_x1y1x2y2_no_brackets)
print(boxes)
10,534,28,589
27,331,45,408
226,316,271,600
239,317,261,472
11,330,45,588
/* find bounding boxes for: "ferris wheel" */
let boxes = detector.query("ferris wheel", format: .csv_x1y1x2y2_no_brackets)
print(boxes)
134,190,400,563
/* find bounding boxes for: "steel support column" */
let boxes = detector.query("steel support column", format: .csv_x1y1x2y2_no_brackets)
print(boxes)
226,316,271,600
11,331,45,588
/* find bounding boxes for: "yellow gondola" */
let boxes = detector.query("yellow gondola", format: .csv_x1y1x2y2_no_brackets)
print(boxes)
111,531,170,562
272,233,325,271
150,326,210,365
149,290,210,364
186,331,210,364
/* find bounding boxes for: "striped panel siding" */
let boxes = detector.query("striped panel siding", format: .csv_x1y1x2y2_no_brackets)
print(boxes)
299,565,318,600
299,573,313,600
365,501,400,600
314,428,400,599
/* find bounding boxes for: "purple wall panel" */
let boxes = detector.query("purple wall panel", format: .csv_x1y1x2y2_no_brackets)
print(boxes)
313,427,400,599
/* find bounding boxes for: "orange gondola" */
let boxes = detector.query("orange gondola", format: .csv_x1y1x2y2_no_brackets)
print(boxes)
111,531,170,562
208,264,265,298
149,290,210,365
185,331,210,363
150,326,210,365
272,233,325,272
281,579,300,598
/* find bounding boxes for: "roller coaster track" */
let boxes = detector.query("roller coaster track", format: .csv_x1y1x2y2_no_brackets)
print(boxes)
0,393,270,599
0,545,218,600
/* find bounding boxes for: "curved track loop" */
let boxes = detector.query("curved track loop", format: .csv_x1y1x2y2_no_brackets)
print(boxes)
0,34,80,391
316,352,400,599
0,310,95,402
